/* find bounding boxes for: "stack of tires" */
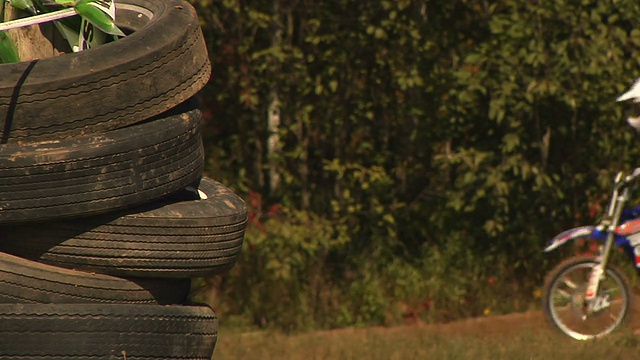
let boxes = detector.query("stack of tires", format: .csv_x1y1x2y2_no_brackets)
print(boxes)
0,0,246,358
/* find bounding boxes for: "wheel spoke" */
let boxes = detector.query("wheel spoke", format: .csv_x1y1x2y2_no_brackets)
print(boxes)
544,258,629,340
561,277,578,289
554,288,572,298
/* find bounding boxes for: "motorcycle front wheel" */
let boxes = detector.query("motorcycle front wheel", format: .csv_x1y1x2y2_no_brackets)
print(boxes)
543,256,632,340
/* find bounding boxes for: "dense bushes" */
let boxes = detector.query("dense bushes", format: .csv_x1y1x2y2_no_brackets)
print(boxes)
189,0,640,330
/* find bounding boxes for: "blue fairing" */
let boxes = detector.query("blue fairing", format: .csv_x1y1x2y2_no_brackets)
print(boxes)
622,205,640,223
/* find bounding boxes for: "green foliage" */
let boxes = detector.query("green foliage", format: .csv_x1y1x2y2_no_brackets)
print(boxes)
0,32,20,63
74,2,124,36
53,0,123,36
8,0,35,12
190,0,640,330
205,201,350,331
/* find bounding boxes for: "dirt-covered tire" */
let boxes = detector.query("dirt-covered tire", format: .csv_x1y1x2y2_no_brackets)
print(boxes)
0,101,204,224
542,256,633,340
0,177,247,278
0,0,210,143
0,303,218,359
0,251,190,304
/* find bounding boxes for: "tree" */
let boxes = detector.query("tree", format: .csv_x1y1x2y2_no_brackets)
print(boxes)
190,0,640,329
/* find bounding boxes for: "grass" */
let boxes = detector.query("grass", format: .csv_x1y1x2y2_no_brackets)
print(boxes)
213,311,640,360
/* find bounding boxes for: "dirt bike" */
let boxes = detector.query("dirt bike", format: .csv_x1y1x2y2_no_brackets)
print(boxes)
542,167,640,340
543,81,640,340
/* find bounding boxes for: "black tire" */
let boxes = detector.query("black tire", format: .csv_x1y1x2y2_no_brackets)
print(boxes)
0,177,247,278
542,256,633,340
0,102,204,224
0,303,218,359
0,251,190,304
0,0,210,143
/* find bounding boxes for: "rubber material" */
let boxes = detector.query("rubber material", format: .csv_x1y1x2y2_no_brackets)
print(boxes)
0,251,190,304
0,177,247,278
0,0,210,143
0,102,204,224
0,303,218,359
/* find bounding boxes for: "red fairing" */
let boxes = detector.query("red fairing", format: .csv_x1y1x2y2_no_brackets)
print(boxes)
616,218,640,235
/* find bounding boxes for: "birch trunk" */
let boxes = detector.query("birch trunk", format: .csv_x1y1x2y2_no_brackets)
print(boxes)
267,0,282,194
267,90,281,193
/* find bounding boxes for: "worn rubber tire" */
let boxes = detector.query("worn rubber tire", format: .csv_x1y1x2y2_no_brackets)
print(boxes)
0,102,204,224
0,303,218,359
0,251,190,304
0,0,210,143
0,177,247,278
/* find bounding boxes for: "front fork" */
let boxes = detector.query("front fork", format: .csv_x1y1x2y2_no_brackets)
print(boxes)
584,184,629,315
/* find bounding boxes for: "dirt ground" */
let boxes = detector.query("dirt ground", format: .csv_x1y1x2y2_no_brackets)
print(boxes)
216,304,640,359
308,310,547,340
306,299,640,341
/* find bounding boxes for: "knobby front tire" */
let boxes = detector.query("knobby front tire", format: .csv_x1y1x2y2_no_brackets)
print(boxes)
542,256,633,340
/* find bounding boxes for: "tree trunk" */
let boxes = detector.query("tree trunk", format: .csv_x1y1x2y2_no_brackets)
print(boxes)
267,0,283,194
267,90,281,193
4,6,70,61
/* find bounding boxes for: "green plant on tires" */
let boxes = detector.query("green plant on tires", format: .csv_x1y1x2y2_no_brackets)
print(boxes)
0,0,124,63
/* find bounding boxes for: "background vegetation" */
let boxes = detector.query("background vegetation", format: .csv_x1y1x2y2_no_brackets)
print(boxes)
188,0,640,331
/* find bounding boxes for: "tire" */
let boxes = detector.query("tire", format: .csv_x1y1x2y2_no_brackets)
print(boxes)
0,102,204,224
0,177,247,278
0,251,190,304
0,0,210,143
0,303,218,359
542,256,633,340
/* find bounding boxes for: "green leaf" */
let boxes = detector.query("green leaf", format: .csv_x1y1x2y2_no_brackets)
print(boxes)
74,2,124,36
502,133,520,153
0,32,20,64
8,0,36,13
329,80,338,92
